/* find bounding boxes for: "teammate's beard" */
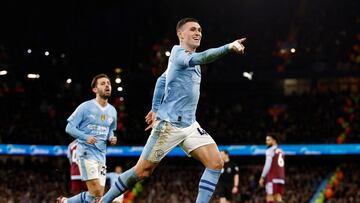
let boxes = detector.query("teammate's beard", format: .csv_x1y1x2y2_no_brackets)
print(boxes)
100,90,111,100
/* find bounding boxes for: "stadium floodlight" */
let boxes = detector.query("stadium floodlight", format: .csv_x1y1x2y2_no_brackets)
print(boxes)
165,51,171,57
290,48,296,53
27,74,40,79
45,51,49,56
66,78,72,84
115,77,122,84
120,97,124,101
0,70,8,76
117,87,123,92
27,49,32,54
60,53,66,58
243,71,253,80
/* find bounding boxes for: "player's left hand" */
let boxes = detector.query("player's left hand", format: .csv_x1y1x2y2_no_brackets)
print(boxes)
229,38,246,54
232,186,238,194
259,177,265,187
109,136,117,145
145,110,156,131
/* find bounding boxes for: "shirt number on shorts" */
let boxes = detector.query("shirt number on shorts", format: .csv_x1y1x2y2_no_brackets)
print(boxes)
278,153,284,167
197,128,208,136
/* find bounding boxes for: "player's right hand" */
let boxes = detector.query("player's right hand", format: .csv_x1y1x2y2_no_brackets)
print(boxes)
259,177,265,187
145,110,156,131
87,136,97,144
229,38,246,54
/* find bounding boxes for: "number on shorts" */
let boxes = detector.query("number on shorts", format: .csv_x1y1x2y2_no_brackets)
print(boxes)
278,153,284,167
197,128,208,136
100,166,106,176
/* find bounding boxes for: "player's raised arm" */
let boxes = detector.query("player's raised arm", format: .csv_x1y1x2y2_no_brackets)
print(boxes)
173,38,246,67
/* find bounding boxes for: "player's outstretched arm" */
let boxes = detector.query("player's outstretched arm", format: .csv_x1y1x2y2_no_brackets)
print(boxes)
188,38,246,66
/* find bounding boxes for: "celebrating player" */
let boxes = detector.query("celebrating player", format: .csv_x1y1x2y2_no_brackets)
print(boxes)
217,150,239,203
67,140,87,195
57,74,118,203
99,18,246,203
259,134,285,203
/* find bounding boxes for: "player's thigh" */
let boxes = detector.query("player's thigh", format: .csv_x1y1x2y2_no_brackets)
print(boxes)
180,122,220,167
78,159,106,192
141,120,186,163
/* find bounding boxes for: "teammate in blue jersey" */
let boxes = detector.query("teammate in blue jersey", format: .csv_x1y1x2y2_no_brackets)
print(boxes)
58,74,118,203
99,18,246,203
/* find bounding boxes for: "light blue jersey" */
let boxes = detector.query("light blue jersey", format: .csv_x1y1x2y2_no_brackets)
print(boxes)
152,44,230,128
66,99,117,164
106,172,121,186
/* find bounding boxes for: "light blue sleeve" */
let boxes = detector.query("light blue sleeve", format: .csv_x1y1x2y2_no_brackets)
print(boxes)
106,172,114,179
261,149,275,178
151,73,166,113
107,108,117,140
173,44,230,67
65,104,89,141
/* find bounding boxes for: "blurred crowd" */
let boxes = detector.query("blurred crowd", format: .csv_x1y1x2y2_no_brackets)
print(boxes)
326,164,360,203
137,159,329,203
0,157,68,203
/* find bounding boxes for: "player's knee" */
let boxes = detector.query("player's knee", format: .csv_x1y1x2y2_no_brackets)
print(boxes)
275,194,282,201
215,157,225,170
135,165,155,179
208,157,224,170
90,187,103,197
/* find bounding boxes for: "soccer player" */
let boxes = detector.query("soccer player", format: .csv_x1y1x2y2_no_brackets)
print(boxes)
67,140,87,195
217,150,239,203
57,74,118,203
259,134,285,203
106,166,124,203
99,18,246,203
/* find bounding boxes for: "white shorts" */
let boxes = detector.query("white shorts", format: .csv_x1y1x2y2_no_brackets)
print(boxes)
141,120,216,163
77,158,107,186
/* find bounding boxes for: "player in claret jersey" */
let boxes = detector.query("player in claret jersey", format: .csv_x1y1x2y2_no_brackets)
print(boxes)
259,134,285,203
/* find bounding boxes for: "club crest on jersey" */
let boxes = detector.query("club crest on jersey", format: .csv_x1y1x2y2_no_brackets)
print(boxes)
100,114,106,122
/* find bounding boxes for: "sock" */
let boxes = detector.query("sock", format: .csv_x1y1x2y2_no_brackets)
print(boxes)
101,167,139,203
195,168,221,203
67,191,95,203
